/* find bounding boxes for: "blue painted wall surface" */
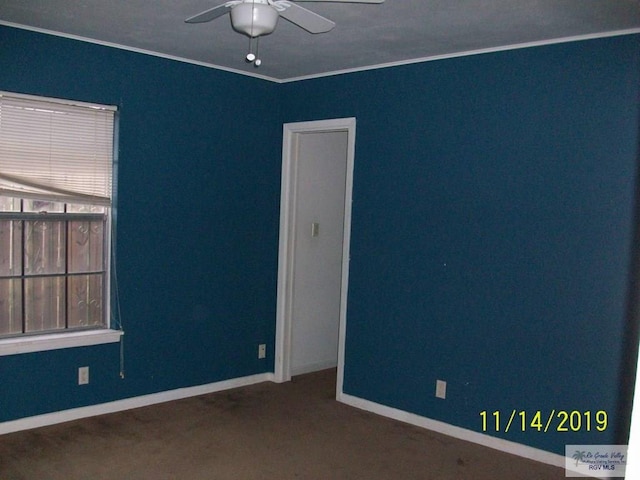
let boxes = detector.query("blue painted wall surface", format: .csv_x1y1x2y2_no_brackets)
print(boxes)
281,35,640,455
1,23,639,459
0,26,281,420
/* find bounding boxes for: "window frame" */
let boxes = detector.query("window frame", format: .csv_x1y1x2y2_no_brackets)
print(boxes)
0,91,122,356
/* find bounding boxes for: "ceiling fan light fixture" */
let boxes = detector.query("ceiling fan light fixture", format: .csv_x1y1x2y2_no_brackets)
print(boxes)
231,3,279,37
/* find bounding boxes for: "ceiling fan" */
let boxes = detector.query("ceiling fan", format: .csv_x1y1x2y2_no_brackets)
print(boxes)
185,0,385,66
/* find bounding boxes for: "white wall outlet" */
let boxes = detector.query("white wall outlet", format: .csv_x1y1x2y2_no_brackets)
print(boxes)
258,344,266,359
78,366,89,385
436,379,446,399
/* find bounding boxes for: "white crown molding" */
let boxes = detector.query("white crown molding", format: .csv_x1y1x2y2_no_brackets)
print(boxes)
0,21,281,83
281,28,640,83
1,21,638,84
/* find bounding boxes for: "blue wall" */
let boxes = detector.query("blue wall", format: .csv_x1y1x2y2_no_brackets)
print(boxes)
281,35,640,455
1,24,639,458
0,25,281,419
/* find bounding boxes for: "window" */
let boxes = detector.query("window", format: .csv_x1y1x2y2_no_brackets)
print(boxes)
0,91,116,341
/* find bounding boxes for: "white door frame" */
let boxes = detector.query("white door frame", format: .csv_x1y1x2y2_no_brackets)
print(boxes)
274,117,356,397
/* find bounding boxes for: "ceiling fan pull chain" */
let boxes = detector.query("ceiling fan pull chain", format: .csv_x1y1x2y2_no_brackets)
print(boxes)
246,36,256,63
255,36,262,67
245,1,257,63
244,3,263,67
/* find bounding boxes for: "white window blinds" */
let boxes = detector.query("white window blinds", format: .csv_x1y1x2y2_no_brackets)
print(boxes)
0,92,116,206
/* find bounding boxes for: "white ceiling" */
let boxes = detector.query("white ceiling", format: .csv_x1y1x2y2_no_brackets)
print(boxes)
1,0,639,82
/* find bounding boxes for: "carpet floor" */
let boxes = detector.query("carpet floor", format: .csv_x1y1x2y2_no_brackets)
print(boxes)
0,369,567,479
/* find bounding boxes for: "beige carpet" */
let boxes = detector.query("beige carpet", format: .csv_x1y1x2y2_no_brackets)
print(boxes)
0,369,566,479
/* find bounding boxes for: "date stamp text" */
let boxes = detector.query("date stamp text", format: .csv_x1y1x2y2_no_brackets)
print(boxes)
479,410,608,433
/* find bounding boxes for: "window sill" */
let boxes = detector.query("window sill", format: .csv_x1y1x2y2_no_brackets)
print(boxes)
0,329,123,356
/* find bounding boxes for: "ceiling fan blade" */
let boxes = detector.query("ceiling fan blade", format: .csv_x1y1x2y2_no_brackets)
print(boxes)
293,0,384,3
279,2,336,33
185,3,233,24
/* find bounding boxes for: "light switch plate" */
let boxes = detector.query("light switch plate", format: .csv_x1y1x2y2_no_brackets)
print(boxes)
78,366,89,385
436,379,446,399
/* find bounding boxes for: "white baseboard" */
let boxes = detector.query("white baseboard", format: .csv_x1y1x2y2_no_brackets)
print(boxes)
337,392,566,469
0,372,274,435
1,371,567,471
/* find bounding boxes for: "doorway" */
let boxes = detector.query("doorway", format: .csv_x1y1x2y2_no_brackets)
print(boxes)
274,117,356,399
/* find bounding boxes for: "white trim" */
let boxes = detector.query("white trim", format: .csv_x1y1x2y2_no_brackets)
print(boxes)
1,21,638,84
279,28,640,83
0,329,123,356
338,392,567,469
0,368,592,468
0,372,274,435
274,118,356,387
0,21,280,84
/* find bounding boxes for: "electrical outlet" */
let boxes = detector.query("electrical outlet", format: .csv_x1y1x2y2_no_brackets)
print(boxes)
78,366,89,385
436,379,446,399
258,344,266,359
